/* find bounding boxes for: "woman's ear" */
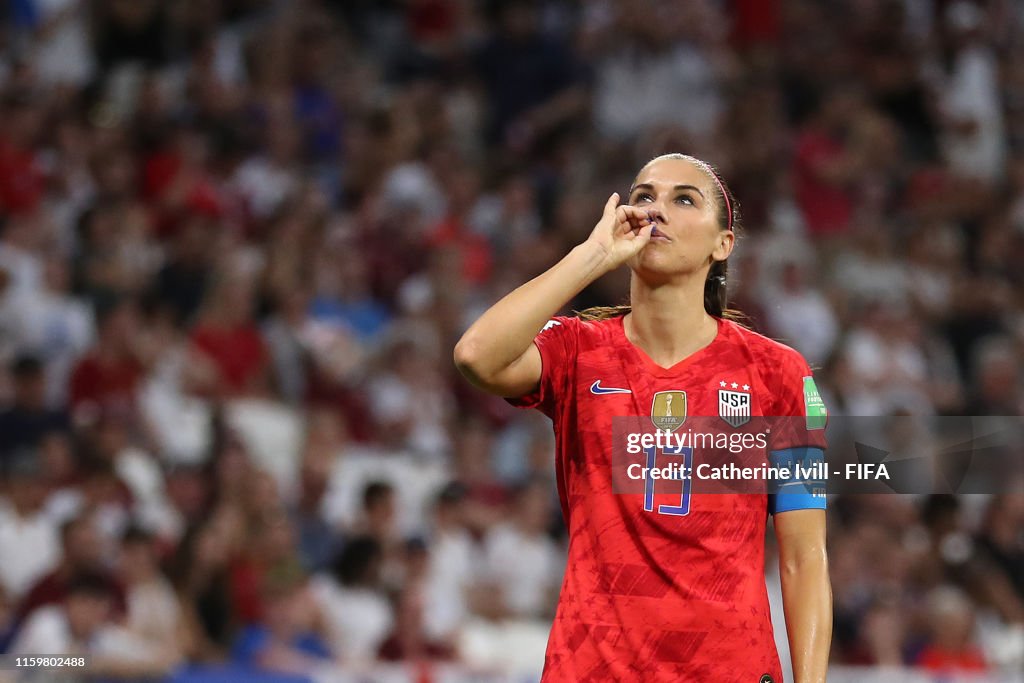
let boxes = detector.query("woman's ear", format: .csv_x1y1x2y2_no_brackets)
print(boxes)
712,231,735,263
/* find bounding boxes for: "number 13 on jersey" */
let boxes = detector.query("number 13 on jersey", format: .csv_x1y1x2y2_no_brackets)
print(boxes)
642,445,694,516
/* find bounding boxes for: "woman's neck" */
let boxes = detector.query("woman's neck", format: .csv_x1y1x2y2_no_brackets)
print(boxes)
625,275,718,368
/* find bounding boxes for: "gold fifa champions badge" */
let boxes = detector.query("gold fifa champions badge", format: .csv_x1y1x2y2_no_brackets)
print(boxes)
650,391,687,432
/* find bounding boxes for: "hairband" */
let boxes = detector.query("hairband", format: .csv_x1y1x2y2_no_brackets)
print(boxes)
707,170,733,232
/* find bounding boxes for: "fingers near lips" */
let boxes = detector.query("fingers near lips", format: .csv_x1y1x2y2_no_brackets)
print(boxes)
618,205,650,234
635,222,654,247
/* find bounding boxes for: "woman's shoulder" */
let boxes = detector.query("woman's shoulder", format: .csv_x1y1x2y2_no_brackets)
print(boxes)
544,312,624,337
572,314,628,344
721,318,810,369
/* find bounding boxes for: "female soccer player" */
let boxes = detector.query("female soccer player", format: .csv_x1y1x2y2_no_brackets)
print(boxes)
454,154,831,682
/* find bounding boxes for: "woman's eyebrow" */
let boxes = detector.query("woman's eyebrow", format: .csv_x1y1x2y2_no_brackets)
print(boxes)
630,183,705,198
673,184,705,198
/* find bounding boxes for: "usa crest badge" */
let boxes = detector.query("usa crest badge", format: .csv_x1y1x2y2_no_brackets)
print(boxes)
718,389,751,427
651,391,686,432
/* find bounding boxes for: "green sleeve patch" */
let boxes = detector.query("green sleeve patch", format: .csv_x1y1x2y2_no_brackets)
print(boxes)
803,376,828,430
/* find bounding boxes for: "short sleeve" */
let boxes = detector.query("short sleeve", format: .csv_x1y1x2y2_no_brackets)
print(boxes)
767,349,828,514
506,316,580,418
768,349,828,452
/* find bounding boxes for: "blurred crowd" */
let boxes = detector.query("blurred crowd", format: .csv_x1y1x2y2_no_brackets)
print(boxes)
0,0,1023,679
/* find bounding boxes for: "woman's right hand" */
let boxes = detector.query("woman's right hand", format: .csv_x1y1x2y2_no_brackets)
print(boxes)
585,193,655,272
456,193,648,397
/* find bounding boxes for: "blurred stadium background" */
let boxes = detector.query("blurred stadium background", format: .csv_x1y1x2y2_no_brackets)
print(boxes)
0,0,1022,681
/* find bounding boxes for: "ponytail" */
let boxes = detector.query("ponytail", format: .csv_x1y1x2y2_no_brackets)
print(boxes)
577,304,631,322
704,261,728,318
703,259,745,323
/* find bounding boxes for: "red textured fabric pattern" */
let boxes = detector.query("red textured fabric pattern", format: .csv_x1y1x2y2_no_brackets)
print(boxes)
510,315,826,681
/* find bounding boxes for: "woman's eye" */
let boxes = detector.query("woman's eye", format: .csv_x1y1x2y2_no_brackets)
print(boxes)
634,193,653,203
676,195,695,206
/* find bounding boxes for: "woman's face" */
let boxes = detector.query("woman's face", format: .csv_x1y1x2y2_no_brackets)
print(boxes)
626,158,733,280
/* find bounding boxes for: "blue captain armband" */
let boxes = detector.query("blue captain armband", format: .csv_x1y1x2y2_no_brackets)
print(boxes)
768,447,827,514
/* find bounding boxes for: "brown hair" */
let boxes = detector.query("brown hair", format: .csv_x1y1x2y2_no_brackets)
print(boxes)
578,153,743,322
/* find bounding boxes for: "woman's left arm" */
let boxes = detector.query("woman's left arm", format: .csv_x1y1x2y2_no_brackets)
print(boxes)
775,508,831,683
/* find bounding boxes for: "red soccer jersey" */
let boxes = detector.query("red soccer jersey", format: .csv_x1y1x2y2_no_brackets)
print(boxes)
511,315,827,682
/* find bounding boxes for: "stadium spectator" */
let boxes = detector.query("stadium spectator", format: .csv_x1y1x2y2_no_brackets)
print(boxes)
792,87,866,236
6,257,94,406
449,417,510,533
976,491,1024,601
377,590,457,663
228,507,297,626
421,482,479,643
0,355,70,465
310,535,393,665
352,481,399,544
939,1,1007,183
480,478,563,620
759,259,839,366
10,572,114,657
68,297,144,424
16,515,125,624
0,94,46,216
171,512,241,661
914,585,988,673
0,453,61,603
845,599,909,667
291,418,341,572
230,566,332,675
117,527,184,660
188,271,269,398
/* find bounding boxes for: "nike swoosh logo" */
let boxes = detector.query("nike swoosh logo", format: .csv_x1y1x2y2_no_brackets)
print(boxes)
590,380,632,395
